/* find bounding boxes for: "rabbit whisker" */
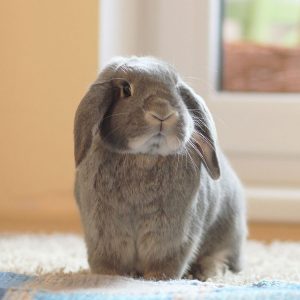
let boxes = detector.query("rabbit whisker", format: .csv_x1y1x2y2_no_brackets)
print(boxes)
186,147,198,173
192,118,210,131
102,112,129,122
190,114,210,127
188,139,205,162
188,108,207,112
187,139,202,170
102,125,124,141
175,137,182,173
189,137,214,174
191,130,215,152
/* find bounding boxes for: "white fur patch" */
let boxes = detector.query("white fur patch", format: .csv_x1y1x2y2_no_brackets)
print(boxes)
128,133,182,155
128,135,152,153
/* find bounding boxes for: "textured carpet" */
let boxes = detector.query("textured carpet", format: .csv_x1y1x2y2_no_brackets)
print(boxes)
0,234,299,299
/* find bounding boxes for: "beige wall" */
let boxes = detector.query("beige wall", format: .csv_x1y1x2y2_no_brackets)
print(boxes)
0,0,98,231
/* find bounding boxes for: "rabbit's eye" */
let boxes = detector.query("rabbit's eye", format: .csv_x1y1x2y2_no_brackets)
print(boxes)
121,83,131,98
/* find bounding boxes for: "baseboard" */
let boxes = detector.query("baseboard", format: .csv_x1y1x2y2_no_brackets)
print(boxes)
246,186,300,223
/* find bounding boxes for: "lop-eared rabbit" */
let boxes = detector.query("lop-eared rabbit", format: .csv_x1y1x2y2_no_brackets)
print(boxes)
74,57,247,280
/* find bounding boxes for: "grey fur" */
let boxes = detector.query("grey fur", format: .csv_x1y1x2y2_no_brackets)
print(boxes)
74,56,247,280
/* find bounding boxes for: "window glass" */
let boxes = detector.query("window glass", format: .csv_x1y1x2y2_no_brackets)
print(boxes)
221,0,300,92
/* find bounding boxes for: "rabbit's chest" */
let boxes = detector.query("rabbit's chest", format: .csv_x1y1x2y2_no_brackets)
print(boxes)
90,153,200,238
94,153,198,207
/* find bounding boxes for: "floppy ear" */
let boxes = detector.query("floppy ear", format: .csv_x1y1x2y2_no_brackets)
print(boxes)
74,83,113,167
178,82,220,180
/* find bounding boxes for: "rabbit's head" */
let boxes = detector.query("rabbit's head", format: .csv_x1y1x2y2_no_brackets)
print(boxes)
74,57,220,179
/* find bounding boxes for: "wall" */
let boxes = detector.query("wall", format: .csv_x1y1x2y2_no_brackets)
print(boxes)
0,0,98,231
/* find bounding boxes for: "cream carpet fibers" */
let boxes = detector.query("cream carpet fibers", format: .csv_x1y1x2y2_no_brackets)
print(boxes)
0,233,299,285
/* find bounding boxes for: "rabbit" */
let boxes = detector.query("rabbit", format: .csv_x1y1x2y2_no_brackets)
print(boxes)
74,56,247,281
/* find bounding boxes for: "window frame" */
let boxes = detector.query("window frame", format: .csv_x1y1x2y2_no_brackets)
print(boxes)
207,0,300,185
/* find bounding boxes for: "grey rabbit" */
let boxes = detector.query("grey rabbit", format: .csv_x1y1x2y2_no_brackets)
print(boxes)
74,56,247,280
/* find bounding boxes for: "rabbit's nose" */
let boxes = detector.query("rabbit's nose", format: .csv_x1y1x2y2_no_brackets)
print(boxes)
145,110,179,126
149,111,175,121
144,98,179,127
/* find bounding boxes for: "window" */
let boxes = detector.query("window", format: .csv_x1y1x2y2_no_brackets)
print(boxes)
222,0,300,93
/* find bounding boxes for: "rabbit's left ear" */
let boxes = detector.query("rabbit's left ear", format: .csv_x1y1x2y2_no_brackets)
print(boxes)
74,83,113,167
178,82,220,180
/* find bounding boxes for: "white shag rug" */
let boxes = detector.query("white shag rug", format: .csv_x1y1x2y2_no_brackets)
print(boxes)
0,233,299,285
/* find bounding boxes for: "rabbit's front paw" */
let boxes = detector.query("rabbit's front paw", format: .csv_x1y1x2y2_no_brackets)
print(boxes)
187,251,229,281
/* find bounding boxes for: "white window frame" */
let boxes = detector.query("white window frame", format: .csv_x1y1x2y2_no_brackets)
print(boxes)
99,0,300,222
208,0,300,186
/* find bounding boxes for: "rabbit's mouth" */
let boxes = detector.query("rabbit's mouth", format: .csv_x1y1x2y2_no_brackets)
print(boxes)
127,130,183,156
127,110,194,156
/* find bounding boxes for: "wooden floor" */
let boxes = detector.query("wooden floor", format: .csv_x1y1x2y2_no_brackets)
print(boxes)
248,222,300,242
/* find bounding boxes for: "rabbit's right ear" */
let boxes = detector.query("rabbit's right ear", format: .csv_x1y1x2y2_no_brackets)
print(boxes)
74,83,113,167
178,81,220,180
